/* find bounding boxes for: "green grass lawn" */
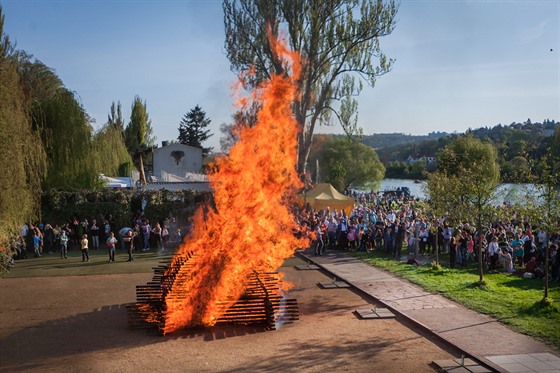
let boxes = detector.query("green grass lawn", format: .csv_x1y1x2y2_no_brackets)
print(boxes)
353,251,560,349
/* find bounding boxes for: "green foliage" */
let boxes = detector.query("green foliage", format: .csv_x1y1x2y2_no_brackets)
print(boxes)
427,135,500,220
374,121,559,182
362,132,447,150
41,189,211,228
125,96,154,152
125,96,154,184
313,137,385,190
0,7,46,265
427,135,500,282
38,88,101,189
430,260,442,271
107,101,125,132
92,123,133,177
178,105,214,156
385,160,428,179
223,0,398,174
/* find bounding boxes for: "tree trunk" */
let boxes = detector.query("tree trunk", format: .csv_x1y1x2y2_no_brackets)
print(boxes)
414,221,419,259
477,218,484,283
544,242,549,300
297,136,310,179
435,222,439,265
138,154,147,185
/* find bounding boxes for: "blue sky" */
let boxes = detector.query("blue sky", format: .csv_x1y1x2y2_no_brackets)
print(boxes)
3,0,558,150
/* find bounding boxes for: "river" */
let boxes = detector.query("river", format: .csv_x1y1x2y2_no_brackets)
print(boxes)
374,178,539,204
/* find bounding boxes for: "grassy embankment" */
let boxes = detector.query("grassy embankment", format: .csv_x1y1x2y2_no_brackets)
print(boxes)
353,251,560,349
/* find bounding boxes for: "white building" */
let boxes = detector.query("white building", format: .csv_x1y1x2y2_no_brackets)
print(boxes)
152,142,203,179
147,142,211,191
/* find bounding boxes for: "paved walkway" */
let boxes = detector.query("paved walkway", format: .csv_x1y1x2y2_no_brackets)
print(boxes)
298,249,560,373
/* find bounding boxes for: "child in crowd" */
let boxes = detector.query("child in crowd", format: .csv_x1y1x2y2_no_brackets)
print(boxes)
60,230,68,259
80,234,89,262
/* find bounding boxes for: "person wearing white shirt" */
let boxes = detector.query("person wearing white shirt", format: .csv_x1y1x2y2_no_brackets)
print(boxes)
488,236,500,271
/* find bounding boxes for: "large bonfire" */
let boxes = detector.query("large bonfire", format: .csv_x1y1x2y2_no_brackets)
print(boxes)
161,37,309,334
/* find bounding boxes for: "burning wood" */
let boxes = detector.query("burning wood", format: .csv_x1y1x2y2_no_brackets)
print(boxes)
129,36,307,334
127,255,299,335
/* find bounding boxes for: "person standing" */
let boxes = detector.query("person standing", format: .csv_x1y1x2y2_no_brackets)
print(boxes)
314,221,325,256
106,232,117,262
123,230,134,261
103,219,111,248
488,236,500,271
327,218,337,249
449,234,457,269
90,219,100,250
513,234,524,268
33,225,43,256
59,230,69,259
80,234,89,262
443,222,452,254
142,220,151,251
70,217,80,250
152,223,163,252
43,224,55,254
33,231,41,258
459,230,469,267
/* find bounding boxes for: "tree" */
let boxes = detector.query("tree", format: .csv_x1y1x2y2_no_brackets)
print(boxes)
39,88,100,189
177,105,213,156
426,135,500,283
92,123,133,177
318,137,385,191
223,0,398,176
516,129,560,301
107,101,125,132
219,109,258,154
0,5,46,269
124,96,154,185
219,122,238,154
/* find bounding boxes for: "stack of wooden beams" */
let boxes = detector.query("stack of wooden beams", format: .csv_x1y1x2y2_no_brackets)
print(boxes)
127,254,299,334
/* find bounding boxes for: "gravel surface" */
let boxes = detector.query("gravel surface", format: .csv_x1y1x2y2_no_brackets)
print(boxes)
0,256,456,372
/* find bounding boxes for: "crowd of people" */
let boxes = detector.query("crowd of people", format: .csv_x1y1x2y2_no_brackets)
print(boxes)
298,189,560,282
12,188,560,282
15,212,189,263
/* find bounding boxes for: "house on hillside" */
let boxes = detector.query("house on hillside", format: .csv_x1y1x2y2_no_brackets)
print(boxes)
406,155,436,165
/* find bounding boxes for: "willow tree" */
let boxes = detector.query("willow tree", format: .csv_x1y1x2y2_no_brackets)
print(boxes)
426,135,500,283
38,88,100,189
319,137,385,191
93,101,132,177
125,96,154,185
223,0,397,176
0,6,46,266
93,123,133,177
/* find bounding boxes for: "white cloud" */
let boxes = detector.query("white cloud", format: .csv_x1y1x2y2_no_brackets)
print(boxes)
519,20,550,43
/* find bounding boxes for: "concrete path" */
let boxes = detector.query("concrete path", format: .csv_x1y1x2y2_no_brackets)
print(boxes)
297,249,560,373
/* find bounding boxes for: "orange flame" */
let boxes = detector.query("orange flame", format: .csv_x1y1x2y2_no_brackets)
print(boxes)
162,36,309,334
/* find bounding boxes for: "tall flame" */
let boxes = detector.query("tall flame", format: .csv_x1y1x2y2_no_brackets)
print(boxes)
162,36,308,334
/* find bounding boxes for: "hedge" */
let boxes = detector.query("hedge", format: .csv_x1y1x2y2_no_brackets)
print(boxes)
41,188,212,228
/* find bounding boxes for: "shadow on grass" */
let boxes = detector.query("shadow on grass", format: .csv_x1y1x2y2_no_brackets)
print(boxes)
517,298,560,317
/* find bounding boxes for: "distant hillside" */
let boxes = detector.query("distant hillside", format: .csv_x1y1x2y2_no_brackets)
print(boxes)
361,131,448,150
366,119,559,182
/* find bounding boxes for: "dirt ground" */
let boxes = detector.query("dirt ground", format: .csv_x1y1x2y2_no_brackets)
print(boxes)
0,255,457,372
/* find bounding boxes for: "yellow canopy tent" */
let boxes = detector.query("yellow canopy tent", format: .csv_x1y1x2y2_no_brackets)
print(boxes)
297,183,355,215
